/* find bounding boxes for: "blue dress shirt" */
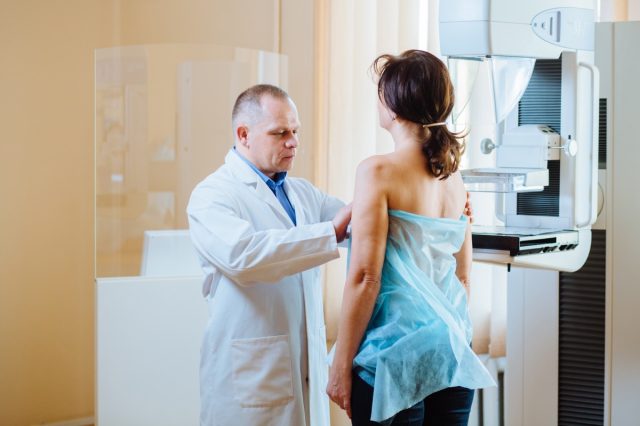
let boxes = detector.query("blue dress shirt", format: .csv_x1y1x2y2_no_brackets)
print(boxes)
233,148,297,225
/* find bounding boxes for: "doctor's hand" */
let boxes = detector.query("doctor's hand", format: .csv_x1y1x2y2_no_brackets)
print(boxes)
327,364,352,418
332,203,352,243
464,192,474,224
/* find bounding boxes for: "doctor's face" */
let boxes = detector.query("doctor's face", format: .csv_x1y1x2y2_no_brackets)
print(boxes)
240,95,300,178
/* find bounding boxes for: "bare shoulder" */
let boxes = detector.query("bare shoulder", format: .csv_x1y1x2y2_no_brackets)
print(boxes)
448,170,465,190
358,154,391,170
446,170,468,207
356,154,394,180
353,155,396,198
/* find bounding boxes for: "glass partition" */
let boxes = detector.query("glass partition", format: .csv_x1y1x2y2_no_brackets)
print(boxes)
95,45,287,278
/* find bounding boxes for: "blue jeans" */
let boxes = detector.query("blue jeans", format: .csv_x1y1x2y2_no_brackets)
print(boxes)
350,373,475,426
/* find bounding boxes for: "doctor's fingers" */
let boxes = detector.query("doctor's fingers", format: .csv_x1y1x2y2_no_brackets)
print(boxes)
464,209,473,224
464,192,474,224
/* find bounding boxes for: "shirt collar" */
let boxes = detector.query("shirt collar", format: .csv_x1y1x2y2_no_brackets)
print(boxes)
233,147,287,187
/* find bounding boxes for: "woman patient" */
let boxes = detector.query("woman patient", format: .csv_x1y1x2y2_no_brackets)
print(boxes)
327,50,495,425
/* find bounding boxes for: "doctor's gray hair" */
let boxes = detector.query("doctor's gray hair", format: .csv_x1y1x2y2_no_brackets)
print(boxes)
232,84,291,129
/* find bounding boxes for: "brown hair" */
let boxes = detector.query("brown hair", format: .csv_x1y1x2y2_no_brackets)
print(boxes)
372,50,465,179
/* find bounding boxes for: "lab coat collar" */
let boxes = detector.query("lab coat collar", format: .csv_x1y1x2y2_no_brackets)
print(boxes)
225,149,262,185
225,149,298,226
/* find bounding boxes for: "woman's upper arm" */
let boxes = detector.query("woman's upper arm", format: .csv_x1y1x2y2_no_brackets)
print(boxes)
347,157,390,283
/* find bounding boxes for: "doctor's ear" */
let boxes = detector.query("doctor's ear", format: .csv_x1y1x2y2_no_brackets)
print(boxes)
236,125,250,147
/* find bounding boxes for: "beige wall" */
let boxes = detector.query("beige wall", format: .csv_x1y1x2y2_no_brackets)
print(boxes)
0,1,316,424
0,2,117,424
117,0,317,182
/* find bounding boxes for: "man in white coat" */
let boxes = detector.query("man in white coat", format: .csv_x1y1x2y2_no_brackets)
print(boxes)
187,84,351,426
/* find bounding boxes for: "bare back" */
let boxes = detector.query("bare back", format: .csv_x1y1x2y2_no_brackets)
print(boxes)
382,149,466,219
346,147,472,304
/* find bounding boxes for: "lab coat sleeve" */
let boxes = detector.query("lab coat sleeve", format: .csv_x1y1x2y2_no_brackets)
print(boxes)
320,194,345,221
187,187,340,286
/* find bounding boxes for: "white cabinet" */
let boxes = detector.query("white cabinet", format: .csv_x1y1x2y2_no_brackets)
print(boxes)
96,276,207,426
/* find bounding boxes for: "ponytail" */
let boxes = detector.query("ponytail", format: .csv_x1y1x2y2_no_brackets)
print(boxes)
421,125,466,180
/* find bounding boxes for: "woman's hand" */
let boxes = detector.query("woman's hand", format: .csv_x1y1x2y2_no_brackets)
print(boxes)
326,364,352,418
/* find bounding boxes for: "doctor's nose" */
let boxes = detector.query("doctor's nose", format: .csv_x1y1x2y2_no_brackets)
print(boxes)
284,134,299,149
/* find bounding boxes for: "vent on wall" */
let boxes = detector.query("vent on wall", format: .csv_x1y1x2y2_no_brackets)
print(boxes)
558,230,606,425
517,58,562,217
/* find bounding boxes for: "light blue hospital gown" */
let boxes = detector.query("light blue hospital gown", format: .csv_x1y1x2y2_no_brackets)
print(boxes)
352,210,496,422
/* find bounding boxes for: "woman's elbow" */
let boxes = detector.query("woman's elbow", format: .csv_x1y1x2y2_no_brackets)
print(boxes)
351,270,381,294
362,273,381,288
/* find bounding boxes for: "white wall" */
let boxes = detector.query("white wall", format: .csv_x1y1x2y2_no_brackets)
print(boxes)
606,21,640,426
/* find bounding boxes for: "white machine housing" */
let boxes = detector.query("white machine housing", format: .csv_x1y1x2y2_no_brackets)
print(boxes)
440,0,599,272
440,0,595,58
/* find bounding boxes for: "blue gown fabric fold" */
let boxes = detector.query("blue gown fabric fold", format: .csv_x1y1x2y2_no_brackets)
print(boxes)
352,210,496,422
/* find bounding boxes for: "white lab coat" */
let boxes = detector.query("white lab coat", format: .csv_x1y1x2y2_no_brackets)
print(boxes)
187,150,344,426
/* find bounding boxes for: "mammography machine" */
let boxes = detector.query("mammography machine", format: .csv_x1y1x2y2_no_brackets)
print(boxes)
440,0,598,272
440,1,602,425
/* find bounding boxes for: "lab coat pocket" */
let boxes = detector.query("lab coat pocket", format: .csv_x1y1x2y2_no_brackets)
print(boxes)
230,334,294,407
